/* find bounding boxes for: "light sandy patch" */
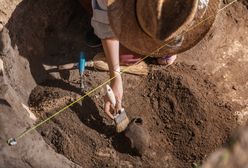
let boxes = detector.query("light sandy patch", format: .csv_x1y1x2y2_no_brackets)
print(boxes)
235,106,248,125
22,103,37,121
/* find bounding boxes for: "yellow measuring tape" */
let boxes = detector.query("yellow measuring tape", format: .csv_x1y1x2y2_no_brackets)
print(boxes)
7,0,237,146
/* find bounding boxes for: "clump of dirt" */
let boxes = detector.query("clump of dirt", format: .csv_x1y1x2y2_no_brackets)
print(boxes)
29,64,238,168
239,0,248,9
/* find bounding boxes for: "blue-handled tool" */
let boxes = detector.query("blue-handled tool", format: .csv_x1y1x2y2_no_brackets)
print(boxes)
79,52,86,91
58,52,86,91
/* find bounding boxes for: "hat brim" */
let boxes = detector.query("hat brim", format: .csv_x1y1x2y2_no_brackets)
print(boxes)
107,0,220,57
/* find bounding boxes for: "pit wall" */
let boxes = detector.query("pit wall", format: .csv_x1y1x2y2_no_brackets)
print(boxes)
0,0,22,25
0,21,80,168
0,0,83,166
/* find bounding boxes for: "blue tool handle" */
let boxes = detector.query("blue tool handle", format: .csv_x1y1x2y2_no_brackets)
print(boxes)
79,52,86,75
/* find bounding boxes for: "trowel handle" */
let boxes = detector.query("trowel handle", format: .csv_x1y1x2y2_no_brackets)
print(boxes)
106,85,116,106
58,52,86,72
58,63,78,70
79,52,86,75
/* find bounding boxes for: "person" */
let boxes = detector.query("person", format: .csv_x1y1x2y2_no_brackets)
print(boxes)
89,0,215,121
90,0,179,119
77,0,102,47
90,0,122,119
78,0,176,64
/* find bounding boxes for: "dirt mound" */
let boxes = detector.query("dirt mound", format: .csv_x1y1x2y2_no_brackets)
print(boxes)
29,64,238,168
147,65,238,166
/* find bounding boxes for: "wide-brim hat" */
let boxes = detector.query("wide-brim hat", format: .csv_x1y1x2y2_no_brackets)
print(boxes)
107,0,220,57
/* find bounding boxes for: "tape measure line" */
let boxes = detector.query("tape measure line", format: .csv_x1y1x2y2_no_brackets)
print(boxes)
7,0,237,145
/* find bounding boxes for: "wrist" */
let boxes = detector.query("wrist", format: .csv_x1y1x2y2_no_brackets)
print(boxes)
109,67,121,78
110,72,123,87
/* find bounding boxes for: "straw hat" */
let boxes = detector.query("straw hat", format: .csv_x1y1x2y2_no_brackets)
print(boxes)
107,0,220,57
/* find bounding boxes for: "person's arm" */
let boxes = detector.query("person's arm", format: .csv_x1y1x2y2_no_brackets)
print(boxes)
101,38,123,119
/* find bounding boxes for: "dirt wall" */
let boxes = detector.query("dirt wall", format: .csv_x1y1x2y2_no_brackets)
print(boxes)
0,0,82,167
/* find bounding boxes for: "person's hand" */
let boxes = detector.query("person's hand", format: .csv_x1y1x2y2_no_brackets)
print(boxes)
104,73,123,120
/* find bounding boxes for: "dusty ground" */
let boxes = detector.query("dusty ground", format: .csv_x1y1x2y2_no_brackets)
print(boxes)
0,0,248,168
29,64,239,167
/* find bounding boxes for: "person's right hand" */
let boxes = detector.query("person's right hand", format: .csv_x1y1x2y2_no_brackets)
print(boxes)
104,74,123,120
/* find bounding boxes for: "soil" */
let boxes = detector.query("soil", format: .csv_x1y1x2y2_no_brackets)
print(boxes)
29,64,239,168
1,0,248,168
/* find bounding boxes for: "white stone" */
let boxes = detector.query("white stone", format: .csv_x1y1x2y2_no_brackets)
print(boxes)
0,23,3,32
22,103,37,121
0,58,3,74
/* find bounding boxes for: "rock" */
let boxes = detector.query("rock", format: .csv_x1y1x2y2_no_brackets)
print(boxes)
0,27,11,55
0,58,3,75
95,147,117,159
0,59,8,98
202,127,248,168
120,161,133,168
0,23,3,32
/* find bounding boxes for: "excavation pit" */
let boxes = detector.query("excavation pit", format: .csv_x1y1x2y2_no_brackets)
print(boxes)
1,0,248,167
28,65,237,167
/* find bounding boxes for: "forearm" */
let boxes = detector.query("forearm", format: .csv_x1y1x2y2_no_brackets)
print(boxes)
101,38,120,77
102,37,123,111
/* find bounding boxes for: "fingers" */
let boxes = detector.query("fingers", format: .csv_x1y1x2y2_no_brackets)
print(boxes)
115,98,122,111
104,96,122,120
104,80,123,120
104,101,115,120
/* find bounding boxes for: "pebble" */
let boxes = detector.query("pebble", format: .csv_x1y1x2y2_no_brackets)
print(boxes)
120,161,133,168
92,142,96,147
0,59,3,73
166,124,171,128
148,93,153,97
0,23,3,32
69,97,74,102
196,120,203,125
191,65,197,70
232,85,237,90
95,147,116,158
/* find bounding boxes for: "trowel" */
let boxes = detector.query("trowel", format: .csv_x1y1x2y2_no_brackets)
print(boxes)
58,52,86,92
